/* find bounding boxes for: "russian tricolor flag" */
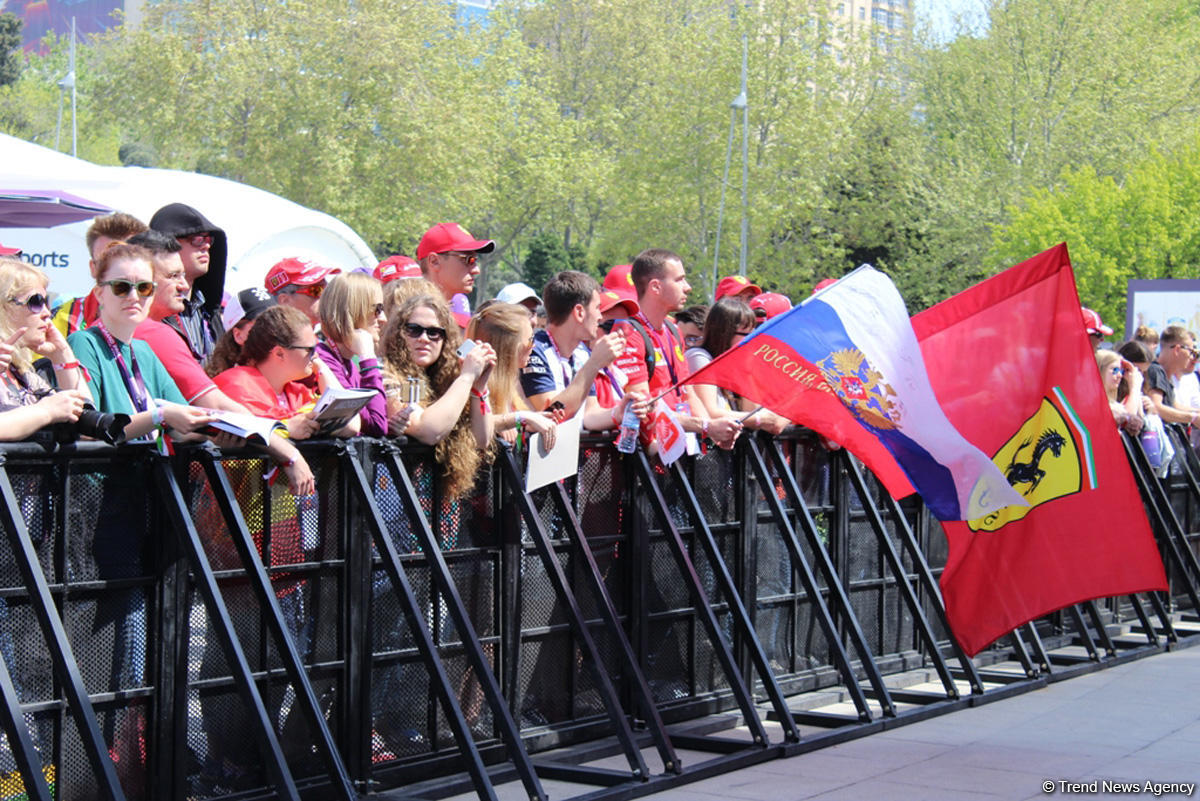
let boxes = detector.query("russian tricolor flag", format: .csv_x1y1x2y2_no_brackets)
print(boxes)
685,266,1026,521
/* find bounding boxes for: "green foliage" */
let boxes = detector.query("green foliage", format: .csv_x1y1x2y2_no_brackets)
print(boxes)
992,140,1200,339
1,0,1195,318
0,13,21,87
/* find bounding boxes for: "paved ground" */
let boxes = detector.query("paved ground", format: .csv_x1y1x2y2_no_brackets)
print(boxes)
644,645,1200,801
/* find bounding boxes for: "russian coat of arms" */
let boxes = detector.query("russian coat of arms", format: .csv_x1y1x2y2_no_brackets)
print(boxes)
818,348,900,430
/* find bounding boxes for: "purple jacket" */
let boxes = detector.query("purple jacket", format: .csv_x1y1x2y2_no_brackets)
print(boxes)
314,341,388,437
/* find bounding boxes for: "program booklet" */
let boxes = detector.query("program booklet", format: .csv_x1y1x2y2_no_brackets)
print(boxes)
312,386,377,433
201,412,285,446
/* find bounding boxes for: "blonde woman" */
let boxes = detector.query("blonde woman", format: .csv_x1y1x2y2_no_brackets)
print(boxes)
466,301,557,449
1096,349,1144,435
0,256,93,439
316,272,389,436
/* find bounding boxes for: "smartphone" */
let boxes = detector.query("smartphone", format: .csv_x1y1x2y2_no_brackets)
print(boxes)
457,339,477,359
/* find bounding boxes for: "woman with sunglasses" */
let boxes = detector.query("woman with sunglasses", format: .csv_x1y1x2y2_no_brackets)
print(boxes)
1096,349,1144,435
0,257,94,439
67,243,217,441
315,273,389,437
213,305,356,439
381,293,495,497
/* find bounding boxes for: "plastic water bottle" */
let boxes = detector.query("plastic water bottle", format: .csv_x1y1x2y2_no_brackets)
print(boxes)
616,402,640,453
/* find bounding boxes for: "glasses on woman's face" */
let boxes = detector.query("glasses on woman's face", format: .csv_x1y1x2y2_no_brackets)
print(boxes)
684,335,703,348
284,344,316,361
99,279,156,299
403,322,447,342
1110,366,1124,376
8,293,48,314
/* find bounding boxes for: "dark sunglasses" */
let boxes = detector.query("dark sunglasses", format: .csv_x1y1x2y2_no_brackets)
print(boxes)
446,252,478,267
99,279,156,298
179,233,213,248
295,283,324,298
8,293,48,314
284,344,316,360
402,322,447,342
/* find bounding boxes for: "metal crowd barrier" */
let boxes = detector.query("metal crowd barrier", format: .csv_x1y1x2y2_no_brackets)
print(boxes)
0,424,1194,801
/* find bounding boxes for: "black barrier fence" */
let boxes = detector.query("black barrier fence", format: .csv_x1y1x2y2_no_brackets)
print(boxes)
0,425,1196,801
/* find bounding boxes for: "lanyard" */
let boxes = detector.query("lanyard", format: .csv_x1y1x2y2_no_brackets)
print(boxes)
634,312,680,387
96,321,152,413
542,330,577,392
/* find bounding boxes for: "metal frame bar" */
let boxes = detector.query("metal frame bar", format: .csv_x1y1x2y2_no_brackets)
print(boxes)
748,436,887,720
631,451,770,747
495,446,651,778
1120,432,1200,614
150,455,300,800
368,442,545,801
839,453,972,697
663,458,800,741
0,457,127,801
0,635,53,801
547,474,682,771
193,447,356,799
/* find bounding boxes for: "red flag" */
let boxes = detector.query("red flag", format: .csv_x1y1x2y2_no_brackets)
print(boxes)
912,243,1167,655
680,321,914,500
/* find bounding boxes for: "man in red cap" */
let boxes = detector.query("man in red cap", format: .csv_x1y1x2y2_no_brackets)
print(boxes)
264,257,341,326
416,222,494,302
374,254,421,283
1080,306,1113,352
714,274,761,302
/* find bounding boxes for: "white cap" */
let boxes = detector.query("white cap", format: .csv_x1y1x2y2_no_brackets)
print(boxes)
222,286,277,331
495,282,541,306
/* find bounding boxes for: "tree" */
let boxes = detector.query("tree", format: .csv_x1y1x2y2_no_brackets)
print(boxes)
0,13,21,87
991,141,1200,339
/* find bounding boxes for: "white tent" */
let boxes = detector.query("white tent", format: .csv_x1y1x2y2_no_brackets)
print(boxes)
0,132,376,301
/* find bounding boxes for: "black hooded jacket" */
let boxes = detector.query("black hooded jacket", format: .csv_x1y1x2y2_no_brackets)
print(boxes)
149,203,228,362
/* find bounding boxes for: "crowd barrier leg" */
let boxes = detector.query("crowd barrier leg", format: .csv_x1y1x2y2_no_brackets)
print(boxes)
150,455,301,801
363,442,542,801
494,448,651,782
662,459,801,743
839,453,971,698
544,479,682,773
1065,605,1102,662
0,457,127,801
192,448,356,799
0,629,52,801
631,451,770,749
746,436,886,722
1008,627,1040,677
1121,433,1200,618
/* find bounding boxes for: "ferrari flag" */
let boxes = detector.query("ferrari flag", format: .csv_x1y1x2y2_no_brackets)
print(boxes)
683,266,1025,522
912,243,1167,655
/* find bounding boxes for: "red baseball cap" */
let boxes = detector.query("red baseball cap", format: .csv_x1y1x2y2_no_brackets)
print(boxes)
603,264,637,301
1081,306,1113,337
416,223,495,261
715,274,762,301
598,289,639,316
264,257,341,295
374,255,421,283
750,292,792,321
0,241,21,257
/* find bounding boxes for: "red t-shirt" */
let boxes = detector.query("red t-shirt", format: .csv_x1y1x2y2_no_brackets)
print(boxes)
213,365,316,419
612,314,690,408
133,319,216,404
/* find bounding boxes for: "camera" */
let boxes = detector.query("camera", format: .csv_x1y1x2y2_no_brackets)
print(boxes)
31,390,130,445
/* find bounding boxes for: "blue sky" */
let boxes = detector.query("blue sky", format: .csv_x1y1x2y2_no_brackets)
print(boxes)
917,0,990,43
